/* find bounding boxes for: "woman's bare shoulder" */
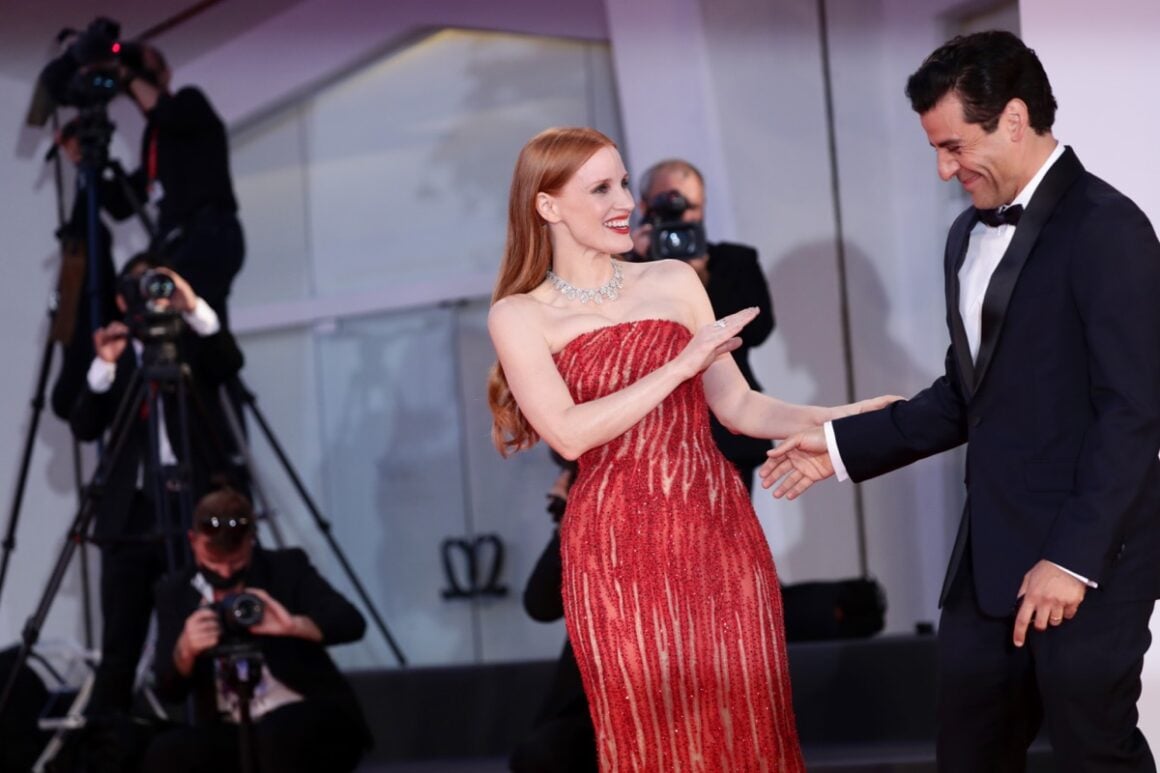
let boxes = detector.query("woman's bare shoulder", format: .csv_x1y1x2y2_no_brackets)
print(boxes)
630,257,699,283
488,293,542,332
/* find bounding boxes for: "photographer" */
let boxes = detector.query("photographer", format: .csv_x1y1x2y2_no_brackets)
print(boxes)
70,255,244,718
112,43,243,322
143,489,371,773
630,159,775,492
43,20,244,323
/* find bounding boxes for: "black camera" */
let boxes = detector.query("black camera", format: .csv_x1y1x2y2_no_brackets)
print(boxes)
117,266,186,362
39,17,146,110
644,190,707,261
118,268,175,312
214,591,265,638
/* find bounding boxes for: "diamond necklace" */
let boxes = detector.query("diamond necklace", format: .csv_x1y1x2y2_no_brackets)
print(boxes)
545,261,624,304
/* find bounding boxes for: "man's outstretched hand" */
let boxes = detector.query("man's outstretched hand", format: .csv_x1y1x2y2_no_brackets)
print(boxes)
760,427,833,499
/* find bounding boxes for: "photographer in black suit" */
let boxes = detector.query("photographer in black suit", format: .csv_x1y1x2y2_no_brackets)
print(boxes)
143,488,371,773
71,255,244,718
630,159,775,492
44,23,245,323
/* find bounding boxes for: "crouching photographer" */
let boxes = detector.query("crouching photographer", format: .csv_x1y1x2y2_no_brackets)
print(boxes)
143,489,372,773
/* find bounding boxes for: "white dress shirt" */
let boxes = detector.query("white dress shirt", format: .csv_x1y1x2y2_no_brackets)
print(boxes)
85,297,221,468
822,142,1096,587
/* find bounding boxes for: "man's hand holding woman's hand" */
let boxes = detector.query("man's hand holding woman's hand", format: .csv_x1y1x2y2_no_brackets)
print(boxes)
761,394,904,499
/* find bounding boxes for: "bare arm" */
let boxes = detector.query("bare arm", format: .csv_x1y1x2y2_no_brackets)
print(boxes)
692,264,894,439
490,268,754,460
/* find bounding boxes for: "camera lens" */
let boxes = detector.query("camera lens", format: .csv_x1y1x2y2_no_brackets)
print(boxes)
223,592,265,628
139,269,176,302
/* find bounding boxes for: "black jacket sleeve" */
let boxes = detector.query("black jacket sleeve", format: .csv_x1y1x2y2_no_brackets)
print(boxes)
272,548,367,646
69,351,135,442
151,573,199,704
832,344,969,482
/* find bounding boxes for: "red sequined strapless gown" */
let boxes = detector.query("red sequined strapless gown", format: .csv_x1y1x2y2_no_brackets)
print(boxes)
554,319,804,773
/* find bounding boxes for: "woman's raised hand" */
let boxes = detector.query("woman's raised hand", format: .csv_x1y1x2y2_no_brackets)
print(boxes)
677,307,760,379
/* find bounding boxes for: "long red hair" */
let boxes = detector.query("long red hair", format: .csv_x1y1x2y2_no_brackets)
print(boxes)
488,126,617,456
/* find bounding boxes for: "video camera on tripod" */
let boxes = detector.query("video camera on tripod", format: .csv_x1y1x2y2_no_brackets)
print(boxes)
39,17,149,112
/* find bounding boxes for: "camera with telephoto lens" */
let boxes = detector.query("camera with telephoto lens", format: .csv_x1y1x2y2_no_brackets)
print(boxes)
213,591,265,639
39,16,147,109
118,268,184,350
644,190,707,261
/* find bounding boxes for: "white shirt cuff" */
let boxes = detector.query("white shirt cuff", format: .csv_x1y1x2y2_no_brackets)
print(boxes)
183,297,220,337
823,420,850,482
1049,561,1098,589
86,357,117,394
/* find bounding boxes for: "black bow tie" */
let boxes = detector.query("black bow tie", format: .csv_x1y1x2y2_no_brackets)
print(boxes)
976,204,1023,228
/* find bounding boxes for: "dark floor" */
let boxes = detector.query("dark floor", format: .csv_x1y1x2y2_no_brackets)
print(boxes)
344,635,1057,773
357,762,507,773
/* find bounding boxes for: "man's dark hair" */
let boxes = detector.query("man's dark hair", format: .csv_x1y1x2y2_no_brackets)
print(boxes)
905,30,1057,134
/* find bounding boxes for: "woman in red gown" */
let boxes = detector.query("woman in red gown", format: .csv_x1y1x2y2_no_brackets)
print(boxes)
488,127,894,772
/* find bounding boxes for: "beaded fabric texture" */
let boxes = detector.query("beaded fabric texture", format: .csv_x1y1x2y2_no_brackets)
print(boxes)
553,318,804,772
546,261,624,304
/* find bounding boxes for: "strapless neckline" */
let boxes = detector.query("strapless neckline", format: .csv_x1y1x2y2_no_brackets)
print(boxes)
554,317,689,358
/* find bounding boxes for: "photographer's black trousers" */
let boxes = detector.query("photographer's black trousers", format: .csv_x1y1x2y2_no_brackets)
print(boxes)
141,700,365,773
161,208,244,327
88,492,183,715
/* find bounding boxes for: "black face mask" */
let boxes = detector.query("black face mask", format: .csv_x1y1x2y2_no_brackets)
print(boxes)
199,565,247,590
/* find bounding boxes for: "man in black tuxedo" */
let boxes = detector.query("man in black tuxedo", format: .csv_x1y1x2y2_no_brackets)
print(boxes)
631,159,775,492
143,488,371,773
71,255,244,717
763,30,1160,771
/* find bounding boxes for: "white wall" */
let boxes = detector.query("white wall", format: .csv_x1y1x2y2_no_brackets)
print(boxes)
1020,0,1160,748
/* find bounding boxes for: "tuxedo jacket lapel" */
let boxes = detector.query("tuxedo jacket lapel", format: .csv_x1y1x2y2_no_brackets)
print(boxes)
972,147,1084,390
945,210,977,399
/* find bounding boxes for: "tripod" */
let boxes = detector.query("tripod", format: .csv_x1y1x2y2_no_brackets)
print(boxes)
0,103,158,611
0,316,199,723
215,641,264,773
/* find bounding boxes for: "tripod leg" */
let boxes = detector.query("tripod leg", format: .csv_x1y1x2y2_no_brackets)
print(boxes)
0,369,147,719
231,376,407,666
215,384,286,549
72,437,95,651
0,328,58,607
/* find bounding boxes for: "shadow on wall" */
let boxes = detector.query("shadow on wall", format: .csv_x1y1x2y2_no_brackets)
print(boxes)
769,239,957,630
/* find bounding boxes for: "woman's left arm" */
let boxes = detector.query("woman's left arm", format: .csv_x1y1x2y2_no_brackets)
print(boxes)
693,276,899,439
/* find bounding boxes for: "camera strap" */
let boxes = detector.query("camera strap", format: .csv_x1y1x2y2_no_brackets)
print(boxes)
191,572,214,604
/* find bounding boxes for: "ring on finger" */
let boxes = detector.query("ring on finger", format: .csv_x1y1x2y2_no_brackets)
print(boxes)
714,320,727,328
